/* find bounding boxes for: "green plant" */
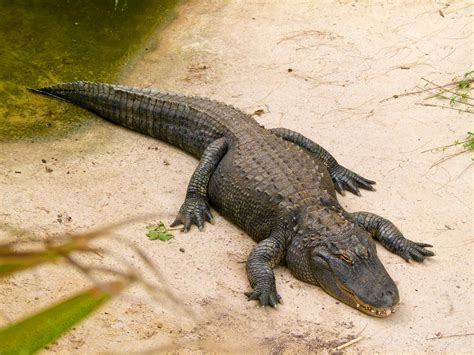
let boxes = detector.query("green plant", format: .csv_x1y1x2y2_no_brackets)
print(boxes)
146,222,174,241
423,131,474,167
0,284,122,355
407,71,474,167
463,131,474,151
0,220,185,354
421,71,474,113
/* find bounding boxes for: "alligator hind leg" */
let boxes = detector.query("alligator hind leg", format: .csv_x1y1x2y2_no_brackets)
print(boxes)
353,212,434,262
270,128,375,196
171,138,228,232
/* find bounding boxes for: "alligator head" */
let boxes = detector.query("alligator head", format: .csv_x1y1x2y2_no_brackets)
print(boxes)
310,228,399,317
289,211,399,317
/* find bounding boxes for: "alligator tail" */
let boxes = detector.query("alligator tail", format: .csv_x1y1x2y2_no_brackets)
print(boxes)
30,81,223,157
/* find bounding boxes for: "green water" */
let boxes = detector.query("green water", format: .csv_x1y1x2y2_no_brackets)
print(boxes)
0,0,179,140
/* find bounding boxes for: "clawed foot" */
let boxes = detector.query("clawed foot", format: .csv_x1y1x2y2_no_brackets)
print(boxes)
331,164,376,196
353,211,435,263
171,195,213,232
397,240,435,262
245,288,282,308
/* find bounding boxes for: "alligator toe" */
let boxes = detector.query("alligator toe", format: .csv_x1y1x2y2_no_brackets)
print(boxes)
245,289,282,308
401,240,435,262
331,164,376,196
171,195,213,232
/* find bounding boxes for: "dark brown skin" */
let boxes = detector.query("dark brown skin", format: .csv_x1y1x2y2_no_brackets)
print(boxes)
31,82,434,317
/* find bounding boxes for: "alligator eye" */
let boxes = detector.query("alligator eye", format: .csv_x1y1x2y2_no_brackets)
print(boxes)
339,254,352,264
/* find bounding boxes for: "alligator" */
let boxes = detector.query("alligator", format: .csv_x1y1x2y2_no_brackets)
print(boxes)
31,81,434,317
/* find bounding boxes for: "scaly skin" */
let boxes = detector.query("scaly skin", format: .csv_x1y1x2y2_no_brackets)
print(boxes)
31,81,434,317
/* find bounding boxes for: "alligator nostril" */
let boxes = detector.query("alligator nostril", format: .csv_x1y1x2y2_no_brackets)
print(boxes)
381,289,400,307
379,290,394,298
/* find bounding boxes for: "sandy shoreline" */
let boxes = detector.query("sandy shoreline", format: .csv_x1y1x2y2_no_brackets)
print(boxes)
2,1,472,352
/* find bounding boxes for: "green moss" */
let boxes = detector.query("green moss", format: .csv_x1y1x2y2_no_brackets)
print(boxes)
0,0,180,140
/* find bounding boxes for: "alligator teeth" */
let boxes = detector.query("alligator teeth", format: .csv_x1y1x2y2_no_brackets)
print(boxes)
355,301,395,317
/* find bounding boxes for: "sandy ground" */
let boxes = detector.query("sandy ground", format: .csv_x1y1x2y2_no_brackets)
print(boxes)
1,0,473,353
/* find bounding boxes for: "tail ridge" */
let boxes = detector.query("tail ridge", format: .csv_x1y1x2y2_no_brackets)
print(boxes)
28,81,221,157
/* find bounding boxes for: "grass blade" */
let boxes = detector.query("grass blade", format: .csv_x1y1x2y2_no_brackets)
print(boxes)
0,282,125,354
0,250,62,277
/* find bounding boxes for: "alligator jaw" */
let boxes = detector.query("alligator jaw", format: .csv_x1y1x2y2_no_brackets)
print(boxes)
339,282,398,318
355,301,397,318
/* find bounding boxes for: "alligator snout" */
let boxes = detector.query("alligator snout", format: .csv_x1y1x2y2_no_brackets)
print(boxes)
378,288,399,308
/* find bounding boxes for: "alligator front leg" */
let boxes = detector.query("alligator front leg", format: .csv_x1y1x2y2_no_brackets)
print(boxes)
245,235,286,307
171,138,228,232
353,212,434,262
270,128,375,195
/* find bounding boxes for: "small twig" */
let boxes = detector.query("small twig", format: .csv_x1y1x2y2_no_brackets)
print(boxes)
379,78,474,103
423,93,474,107
421,138,471,153
430,149,470,168
420,78,474,105
457,161,474,179
333,336,364,351
414,103,473,114
427,332,474,340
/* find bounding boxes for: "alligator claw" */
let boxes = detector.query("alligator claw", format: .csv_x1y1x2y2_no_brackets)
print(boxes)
171,195,213,232
354,211,435,263
245,289,282,308
331,164,375,196
400,240,435,262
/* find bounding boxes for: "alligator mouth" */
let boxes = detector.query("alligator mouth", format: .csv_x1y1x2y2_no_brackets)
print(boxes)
339,283,398,318
354,301,396,318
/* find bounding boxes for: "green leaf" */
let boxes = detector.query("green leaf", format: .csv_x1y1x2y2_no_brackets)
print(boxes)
146,222,174,241
158,232,173,241
0,250,61,278
464,132,474,150
449,95,457,106
458,80,469,90
147,230,159,240
0,283,123,354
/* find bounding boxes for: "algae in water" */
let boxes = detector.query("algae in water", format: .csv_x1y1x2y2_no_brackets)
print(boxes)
0,0,179,140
